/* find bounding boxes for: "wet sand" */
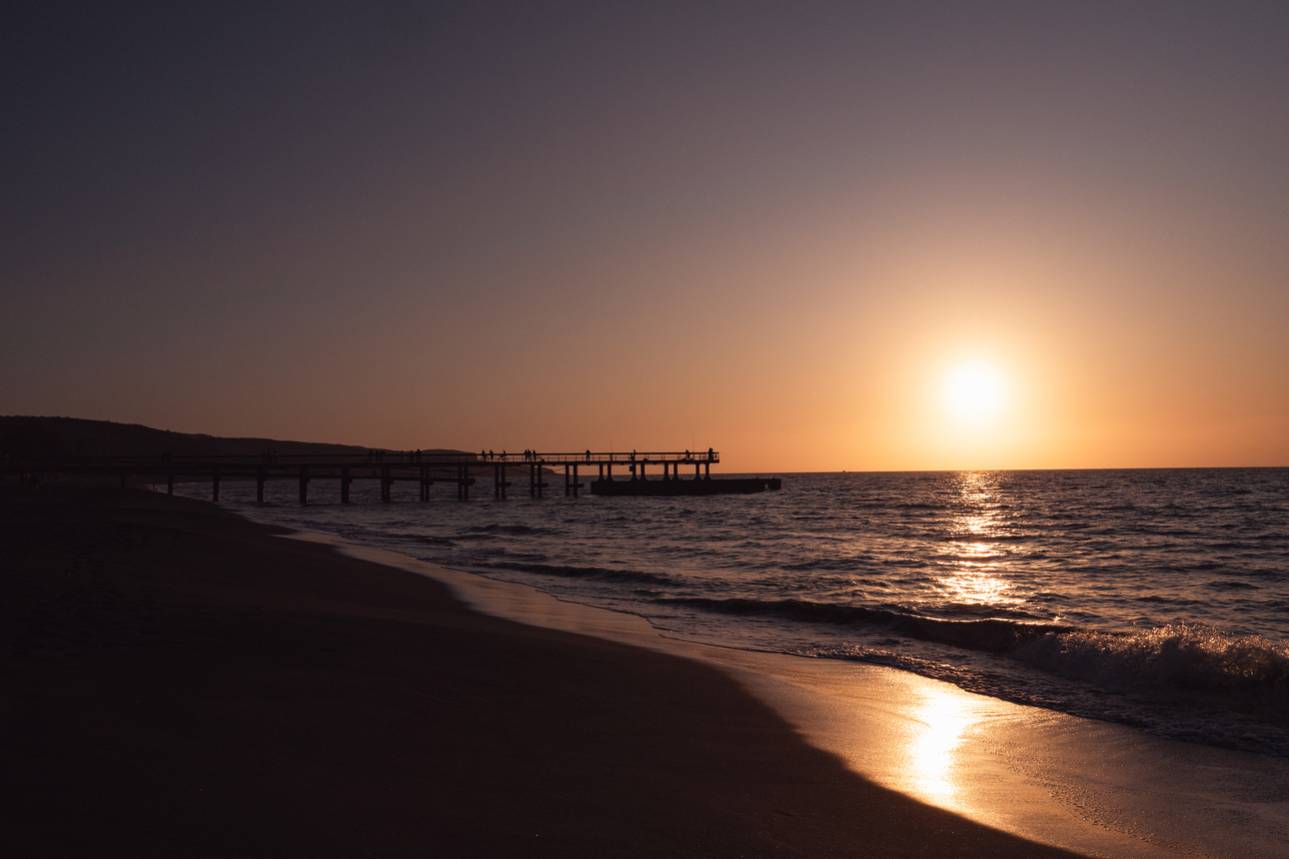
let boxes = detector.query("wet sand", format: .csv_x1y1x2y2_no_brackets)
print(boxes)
3,486,1079,857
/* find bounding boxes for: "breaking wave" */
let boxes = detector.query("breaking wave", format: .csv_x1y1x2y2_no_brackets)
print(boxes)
659,597,1289,710
656,596,1066,652
1014,623,1289,704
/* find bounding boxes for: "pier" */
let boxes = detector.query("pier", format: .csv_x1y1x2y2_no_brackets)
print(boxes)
3,449,781,504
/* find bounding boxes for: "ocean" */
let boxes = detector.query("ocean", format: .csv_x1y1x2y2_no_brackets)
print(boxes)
208,468,1289,758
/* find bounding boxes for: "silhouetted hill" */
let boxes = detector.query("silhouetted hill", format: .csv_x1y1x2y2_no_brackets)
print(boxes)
0,417,466,459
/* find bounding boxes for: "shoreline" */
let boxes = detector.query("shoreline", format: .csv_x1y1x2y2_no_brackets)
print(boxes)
299,530,1289,859
4,486,1082,857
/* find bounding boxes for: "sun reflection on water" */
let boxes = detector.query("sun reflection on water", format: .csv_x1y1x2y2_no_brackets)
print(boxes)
935,472,1022,611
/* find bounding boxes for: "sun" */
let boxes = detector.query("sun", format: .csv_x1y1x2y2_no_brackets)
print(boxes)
942,360,1006,426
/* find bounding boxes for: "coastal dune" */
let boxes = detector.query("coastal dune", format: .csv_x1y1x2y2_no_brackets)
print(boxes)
3,486,1077,857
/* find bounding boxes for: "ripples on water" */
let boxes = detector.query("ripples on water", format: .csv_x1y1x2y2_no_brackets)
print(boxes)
217,469,1289,756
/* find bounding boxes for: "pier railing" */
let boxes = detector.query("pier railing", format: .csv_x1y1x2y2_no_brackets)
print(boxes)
3,449,718,467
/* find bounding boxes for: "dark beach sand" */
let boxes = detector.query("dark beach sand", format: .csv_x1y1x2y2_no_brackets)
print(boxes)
2,487,1080,857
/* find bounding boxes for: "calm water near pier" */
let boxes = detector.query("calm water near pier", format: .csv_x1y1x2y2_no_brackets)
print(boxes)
209,469,1289,757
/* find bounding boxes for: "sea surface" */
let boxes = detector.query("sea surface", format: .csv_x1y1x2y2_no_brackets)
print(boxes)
208,469,1289,757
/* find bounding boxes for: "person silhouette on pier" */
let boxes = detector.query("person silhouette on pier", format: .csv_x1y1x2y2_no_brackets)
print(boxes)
707,447,714,462
585,449,591,463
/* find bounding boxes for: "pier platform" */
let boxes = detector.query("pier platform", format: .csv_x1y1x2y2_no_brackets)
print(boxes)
590,477,781,496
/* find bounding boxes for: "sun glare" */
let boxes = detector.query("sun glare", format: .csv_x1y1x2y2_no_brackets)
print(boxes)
942,361,1006,426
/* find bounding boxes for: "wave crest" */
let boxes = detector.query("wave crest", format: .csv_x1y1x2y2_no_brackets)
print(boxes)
656,596,1063,652
470,523,556,535
489,561,678,587
1014,623,1289,701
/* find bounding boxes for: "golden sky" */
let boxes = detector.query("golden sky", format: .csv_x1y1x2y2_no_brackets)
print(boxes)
6,5,1288,471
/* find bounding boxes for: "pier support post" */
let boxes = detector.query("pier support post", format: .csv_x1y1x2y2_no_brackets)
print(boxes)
298,466,309,506
704,462,710,479
341,467,351,504
564,464,571,496
572,463,579,496
606,463,613,481
459,464,471,500
694,463,700,479
639,462,646,481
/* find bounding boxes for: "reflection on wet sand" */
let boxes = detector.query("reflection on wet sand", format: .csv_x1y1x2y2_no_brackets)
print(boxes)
907,685,981,803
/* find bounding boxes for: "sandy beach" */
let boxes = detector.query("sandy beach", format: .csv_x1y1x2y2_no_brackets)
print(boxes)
2,485,1083,857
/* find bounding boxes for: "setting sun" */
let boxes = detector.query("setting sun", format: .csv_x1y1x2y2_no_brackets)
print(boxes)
942,361,1007,426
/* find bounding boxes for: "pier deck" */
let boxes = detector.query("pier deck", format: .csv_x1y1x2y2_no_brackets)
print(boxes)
4,449,780,504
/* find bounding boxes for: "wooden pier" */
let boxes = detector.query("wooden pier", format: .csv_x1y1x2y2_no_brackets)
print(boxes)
2,449,780,505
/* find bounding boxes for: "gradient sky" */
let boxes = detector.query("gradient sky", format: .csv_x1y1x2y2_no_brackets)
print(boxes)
5,2,1288,471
